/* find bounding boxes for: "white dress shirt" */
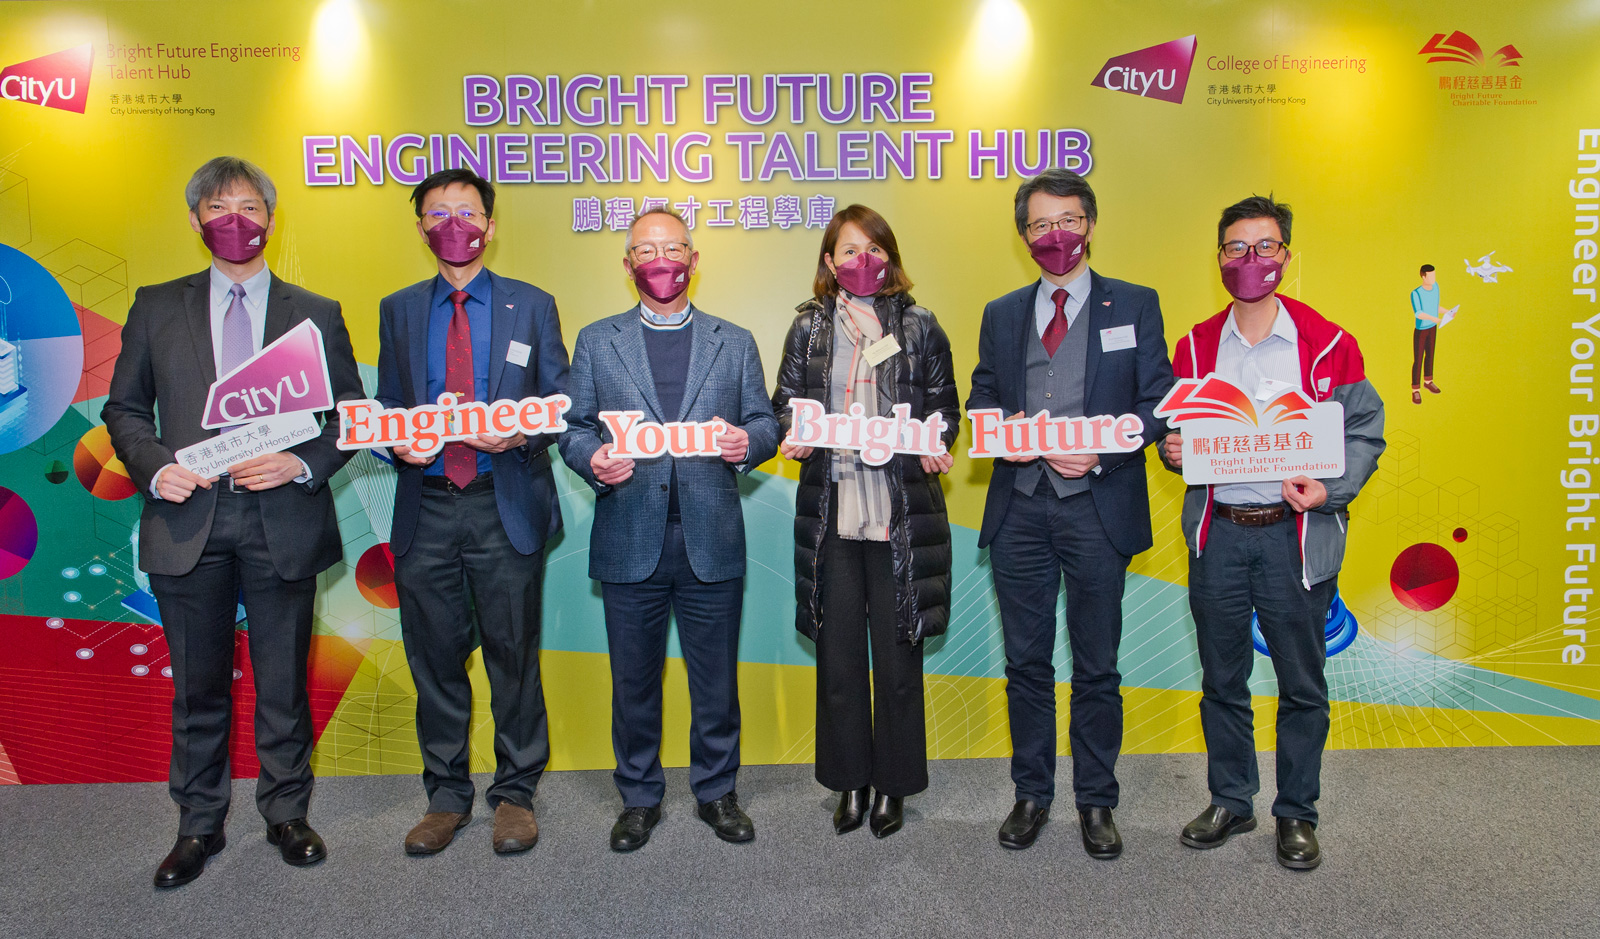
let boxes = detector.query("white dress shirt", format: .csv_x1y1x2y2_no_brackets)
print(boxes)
1213,299,1301,505
1032,267,1091,337
151,264,310,497
209,263,271,374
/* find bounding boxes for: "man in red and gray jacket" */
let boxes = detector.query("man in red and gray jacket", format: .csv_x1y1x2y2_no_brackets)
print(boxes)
1160,195,1384,871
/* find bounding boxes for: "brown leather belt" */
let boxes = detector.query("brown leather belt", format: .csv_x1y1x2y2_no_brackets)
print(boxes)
422,472,495,495
1213,502,1287,526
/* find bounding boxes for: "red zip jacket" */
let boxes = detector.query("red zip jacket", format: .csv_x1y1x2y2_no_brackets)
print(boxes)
1168,296,1386,587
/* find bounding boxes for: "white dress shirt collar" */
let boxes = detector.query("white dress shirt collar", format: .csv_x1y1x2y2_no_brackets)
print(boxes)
1221,298,1296,349
1033,266,1093,335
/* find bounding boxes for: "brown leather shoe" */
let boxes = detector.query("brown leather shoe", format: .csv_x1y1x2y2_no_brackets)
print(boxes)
492,802,538,854
404,811,471,856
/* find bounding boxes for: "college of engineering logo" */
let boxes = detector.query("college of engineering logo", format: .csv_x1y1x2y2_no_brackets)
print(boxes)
0,43,94,114
1090,35,1197,105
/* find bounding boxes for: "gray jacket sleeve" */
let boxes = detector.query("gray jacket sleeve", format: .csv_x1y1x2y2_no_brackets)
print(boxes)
1319,376,1385,513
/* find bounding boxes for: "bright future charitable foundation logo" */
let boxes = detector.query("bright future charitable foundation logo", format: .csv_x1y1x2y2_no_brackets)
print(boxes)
1090,35,1197,104
1418,31,1523,68
0,44,94,114
1154,376,1346,485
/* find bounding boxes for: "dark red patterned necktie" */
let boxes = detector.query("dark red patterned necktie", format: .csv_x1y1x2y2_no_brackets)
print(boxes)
443,289,477,489
1041,287,1069,357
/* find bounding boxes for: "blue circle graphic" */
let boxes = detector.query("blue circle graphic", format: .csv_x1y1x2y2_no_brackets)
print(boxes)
0,244,84,454
1252,589,1359,658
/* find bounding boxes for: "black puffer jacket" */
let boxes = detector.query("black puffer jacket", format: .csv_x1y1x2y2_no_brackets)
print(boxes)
772,292,961,645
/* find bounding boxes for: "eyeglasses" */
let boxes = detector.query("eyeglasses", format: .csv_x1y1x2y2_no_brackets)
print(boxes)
629,242,691,263
424,208,487,223
1026,213,1088,237
1221,239,1287,259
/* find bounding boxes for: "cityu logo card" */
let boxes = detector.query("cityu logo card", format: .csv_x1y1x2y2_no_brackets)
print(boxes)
1090,35,1197,104
1154,375,1345,485
0,44,94,114
202,320,335,428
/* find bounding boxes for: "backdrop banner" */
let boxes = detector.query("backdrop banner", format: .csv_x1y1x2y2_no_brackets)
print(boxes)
0,0,1595,786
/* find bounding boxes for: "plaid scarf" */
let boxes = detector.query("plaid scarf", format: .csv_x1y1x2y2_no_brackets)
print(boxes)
830,292,892,542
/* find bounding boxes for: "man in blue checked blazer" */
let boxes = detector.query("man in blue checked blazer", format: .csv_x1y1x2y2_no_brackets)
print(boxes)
559,207,779,852
375,169,568,858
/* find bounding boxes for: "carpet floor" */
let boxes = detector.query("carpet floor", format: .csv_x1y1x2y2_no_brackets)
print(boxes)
1,748,1595,938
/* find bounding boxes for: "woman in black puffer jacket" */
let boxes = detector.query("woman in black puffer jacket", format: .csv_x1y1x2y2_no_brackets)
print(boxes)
771,204,960,839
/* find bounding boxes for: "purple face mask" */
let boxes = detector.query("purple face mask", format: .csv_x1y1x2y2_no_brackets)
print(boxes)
631,257,690,304
1027,228,1086,277
201,212,269,263
1220,253,1283,303
833,252,888,297
425,215,489,266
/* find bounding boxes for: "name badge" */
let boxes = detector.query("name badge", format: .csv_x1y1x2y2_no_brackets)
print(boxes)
506,340,532,367
862,334,901,367
1255,377,1298,401
1099,325,1136,352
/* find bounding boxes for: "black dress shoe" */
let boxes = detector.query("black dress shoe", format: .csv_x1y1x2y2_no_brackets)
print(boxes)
266,818,326,866
697,791,755,843
998,799,1049,850
1180,804,1258,849
1277,818,1322,870
868,792,904,839
1078,806,1122,859
154,833,226,888
610,805,662,852
834,787,870,834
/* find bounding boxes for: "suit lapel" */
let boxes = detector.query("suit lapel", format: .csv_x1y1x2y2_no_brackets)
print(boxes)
264,272,294,345
677,310,723,420
487,272,525,400
405,282,432,407
1009,283,1036,410
184,270,217,386
1082,270,1112,401
610,312,665,421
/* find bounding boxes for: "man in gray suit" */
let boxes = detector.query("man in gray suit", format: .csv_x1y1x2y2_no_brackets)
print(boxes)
559,207,779,852
103,156,362,887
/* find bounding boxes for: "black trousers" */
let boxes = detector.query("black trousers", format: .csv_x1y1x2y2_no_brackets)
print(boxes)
814,532,928,796
1411,326,1437,386
602,521,743,807
988,487,1129,809
1189,513,1336,824
394,483,550,813
148,485,317,836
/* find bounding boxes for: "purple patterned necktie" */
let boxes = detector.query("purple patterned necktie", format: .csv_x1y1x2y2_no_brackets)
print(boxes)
219,282,254,375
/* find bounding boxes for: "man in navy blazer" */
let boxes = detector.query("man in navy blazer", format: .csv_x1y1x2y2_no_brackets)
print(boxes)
375,169,568,856
559,208,779,851
967,169,1174,856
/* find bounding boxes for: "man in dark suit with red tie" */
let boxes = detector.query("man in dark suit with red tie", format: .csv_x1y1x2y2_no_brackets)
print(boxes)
967,168,1174,856
375,169,569,857
104,156,363,887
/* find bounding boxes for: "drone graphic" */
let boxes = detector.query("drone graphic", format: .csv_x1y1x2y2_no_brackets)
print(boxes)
1464,251,1513,283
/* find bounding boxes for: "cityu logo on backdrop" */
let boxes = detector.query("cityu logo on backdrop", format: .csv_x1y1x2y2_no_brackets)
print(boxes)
0,43,94,114
1090,35,1197,104
1417,31,1523,68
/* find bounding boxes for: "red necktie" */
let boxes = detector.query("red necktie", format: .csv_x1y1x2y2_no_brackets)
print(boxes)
442,289,477,489
1041,287,1070,357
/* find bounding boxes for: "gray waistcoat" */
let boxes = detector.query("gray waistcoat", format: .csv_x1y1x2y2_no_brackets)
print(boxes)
1015,302,1091,498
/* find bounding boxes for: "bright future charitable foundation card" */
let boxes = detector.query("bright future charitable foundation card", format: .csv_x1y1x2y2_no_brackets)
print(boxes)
1154,375,1345,485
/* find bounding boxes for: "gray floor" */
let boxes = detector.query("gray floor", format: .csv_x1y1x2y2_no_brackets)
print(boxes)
1,748,1594,939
